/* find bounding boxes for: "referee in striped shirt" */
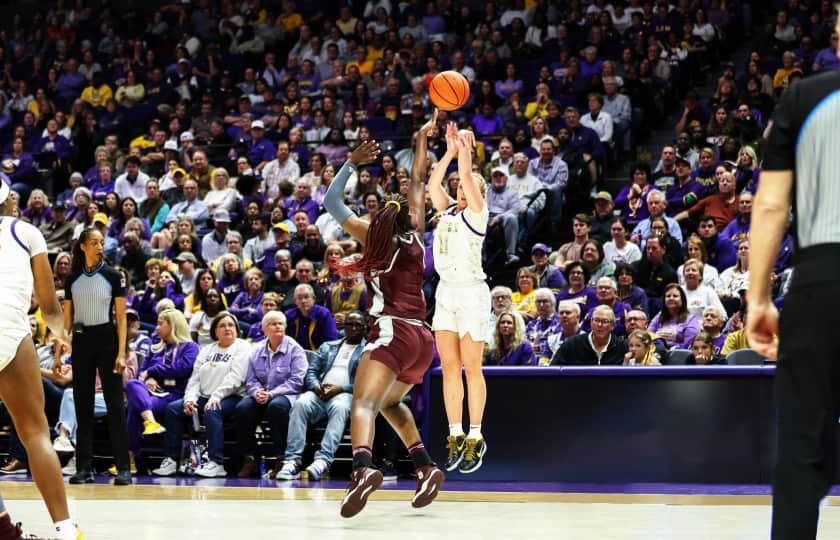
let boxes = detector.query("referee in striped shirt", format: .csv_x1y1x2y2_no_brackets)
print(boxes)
64,227,131,485
748,15,840,538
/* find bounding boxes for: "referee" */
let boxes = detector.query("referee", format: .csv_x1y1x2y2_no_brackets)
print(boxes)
747,33,840,539
64,227,132,485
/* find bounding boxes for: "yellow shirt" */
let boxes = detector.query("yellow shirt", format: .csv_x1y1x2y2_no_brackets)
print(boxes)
721,330,749,357
512,290,536,318
80,84,113,108
276,13,303,32
347,59,375,76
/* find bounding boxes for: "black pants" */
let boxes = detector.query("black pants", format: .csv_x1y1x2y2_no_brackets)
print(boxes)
72,323,130,473
772,246,840,539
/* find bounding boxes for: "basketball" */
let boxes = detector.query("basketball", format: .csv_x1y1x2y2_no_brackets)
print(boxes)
429,70,470,111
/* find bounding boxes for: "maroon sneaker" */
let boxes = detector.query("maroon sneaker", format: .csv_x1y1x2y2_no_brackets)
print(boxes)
340,467,383,518
411,464,445,508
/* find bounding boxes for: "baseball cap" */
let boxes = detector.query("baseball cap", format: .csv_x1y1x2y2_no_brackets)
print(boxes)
212,209,231,223
174,251,198,264
125,308,140,319
179,131,195,142
69,171,84,182
594,191,613,203
92,212,109,226
172,167,187,177
491,166,507,176
675,156,691,166
52,202,67,212
163,140,179,152
251,120,265,130
531,243,550,254
1,160,13,173
272,222,291,233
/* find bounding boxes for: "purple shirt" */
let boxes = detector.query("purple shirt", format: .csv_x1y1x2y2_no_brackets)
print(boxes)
554,287,598,317
485,341,535,366
246,336,308,404
144,341,199,396
614,184,651,225
527,156,569,190
814,47,840,71
666,178,703,216
648,313,701,349
230,290,264,324
721,216,750,247
284,304,339,351
283,196,320,225
526,315,563,360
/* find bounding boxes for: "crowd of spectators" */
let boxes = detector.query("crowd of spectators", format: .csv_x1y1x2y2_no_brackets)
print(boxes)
0,0,824,478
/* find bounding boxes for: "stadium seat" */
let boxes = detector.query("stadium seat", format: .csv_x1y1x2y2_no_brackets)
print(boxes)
726,349,765,365
668,349,692,365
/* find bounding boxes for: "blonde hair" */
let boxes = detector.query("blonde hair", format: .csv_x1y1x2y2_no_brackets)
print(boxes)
683,258,705,275
212,167,231,190
151,308,192,351
628,330,658,366
490,310,525,364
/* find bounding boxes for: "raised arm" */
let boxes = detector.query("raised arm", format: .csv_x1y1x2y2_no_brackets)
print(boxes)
409,108,438,235
323,140,380,246
456,129,486,213
428,121,458,212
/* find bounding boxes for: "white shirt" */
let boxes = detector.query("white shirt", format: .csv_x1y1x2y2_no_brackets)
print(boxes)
262,157,301,200
0,217,46,333
580,110,614,143
603,241,642,265
434,204,488,284
114,171,151,203
719,267,750,298
678,264,722,290
322,342,359,388
507,173,544,211
683,284,726,319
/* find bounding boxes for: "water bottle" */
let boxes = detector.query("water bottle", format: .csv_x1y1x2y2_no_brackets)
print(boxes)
259,456,266,479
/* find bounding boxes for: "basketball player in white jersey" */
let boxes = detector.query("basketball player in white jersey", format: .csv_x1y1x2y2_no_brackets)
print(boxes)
429,123,490,473
0,181,84,540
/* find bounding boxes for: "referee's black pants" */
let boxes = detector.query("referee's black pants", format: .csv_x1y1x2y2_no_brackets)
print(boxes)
772,247,840,539
72,323,131,473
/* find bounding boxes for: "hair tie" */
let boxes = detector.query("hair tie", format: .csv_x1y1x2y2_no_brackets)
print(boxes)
384,200,401,212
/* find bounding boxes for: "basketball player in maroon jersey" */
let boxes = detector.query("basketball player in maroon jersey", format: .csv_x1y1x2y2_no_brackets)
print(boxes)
324,111,443,518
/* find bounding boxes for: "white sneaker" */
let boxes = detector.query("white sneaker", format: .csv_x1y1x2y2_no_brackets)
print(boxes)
152,457,178,476
53,436,74,454
275,460,301,480
194,460,227,478
61,457,76,476
304,459,329,481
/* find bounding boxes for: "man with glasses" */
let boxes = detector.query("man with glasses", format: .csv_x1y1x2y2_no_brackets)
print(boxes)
276,311,366,481
624,309,669,361
551,305,626,365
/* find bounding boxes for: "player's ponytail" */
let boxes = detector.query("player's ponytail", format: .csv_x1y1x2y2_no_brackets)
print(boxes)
340,194,410,280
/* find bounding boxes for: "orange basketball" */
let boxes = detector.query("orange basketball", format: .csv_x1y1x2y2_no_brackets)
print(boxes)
429,70,471,111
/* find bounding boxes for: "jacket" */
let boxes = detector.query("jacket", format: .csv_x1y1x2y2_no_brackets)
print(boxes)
246,336,308,405
304,338,366,394
144,341,199,396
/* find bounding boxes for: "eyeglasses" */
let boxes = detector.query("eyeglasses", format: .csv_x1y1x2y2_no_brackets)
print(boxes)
535,299,553,304
492,295,511,300
592,318,614,325
569,271,584,276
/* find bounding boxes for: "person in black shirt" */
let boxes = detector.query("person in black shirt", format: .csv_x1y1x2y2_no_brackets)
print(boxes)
551,306,627,365
64,228,132,486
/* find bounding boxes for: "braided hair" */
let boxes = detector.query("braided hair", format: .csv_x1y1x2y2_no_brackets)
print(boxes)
341,194,412,280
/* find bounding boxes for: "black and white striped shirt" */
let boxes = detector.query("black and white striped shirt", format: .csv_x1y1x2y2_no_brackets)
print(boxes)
65,263,125,326
764,71,840,249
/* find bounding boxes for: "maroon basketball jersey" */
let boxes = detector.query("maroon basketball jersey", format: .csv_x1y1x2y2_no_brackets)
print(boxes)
367,232,427,321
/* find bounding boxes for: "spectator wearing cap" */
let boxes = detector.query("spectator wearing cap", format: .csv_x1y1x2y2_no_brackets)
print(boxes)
551,305,627,366
259,223,293,275
247,120,276,173
284,283,338,351
174,251,199,296
166,179,209,228
665,155,702,216
115,156,151,203
528,243,565,291
178,130,195,161
40,202,74,254
201,209,232,265
486,166,520,267
589,191,615,243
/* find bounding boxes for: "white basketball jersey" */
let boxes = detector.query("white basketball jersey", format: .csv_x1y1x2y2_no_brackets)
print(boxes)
433,204,488,284
0,217,46,330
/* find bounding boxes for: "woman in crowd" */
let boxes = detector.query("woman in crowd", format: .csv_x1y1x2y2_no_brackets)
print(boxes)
555,261,598,317
316,242,345,288
189,288,226,347
123,309,198,472
614,263,649,315
184,269,226,320
217,254,245,306
139,179,170,234
581,239,615,287
108,197,149,240
511,267,538,321
649,284,701,349
52,252,72,291
682,259,726,318
134,261,185,324
735,144,761,193
264,249,297,297
623,330,662,366
234,311,307,478
22,189,51,227
246,292,281,342
614,163,652,226
718,239,750,314
230,268,265,327
204,168,240,214
679,236,722,289
485,311,534,366
603,217,642,265
154,311,251,478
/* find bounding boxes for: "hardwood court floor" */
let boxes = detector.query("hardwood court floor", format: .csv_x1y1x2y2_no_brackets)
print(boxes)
4,482,840,539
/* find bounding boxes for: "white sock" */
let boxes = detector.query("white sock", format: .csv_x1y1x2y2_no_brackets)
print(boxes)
448,424,464,437
468,424,482,439
54,518,76,540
